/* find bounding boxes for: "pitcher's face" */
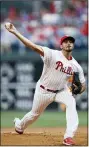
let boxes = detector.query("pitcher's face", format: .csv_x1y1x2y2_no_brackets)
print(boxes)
61,39,74,52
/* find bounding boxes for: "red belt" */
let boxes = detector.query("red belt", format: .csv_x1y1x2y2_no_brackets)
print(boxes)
40,85,59,93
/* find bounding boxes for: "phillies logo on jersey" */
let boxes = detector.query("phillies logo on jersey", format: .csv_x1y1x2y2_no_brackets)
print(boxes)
55,61,73,75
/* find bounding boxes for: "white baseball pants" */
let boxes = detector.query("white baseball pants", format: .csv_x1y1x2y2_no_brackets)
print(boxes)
19,87,79,139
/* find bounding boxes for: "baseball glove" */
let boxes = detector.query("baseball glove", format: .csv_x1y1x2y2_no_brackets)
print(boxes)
71,72,82,95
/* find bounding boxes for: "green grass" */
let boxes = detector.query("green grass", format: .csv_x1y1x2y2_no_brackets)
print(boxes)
1,111,87,128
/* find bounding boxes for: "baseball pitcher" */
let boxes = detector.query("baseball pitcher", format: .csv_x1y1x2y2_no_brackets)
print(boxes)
5,23,86,146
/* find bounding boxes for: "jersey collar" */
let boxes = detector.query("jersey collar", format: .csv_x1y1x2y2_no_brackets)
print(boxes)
61,51,73,61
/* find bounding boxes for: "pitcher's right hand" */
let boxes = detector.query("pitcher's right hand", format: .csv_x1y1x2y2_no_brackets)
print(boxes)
5,22,17,34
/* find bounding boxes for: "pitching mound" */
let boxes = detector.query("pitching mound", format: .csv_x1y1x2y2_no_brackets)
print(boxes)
1,127,88,146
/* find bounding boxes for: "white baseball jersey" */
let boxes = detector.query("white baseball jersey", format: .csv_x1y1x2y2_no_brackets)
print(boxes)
37,46,85,91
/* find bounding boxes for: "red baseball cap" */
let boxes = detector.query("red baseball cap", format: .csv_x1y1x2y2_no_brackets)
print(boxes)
60,35,75,45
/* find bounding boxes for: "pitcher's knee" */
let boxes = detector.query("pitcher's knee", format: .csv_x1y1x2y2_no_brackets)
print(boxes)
67,98,76,108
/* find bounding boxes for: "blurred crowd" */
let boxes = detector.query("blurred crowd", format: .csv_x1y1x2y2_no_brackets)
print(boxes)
1,0,88,54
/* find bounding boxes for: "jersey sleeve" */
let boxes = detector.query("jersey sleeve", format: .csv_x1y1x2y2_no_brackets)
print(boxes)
40,46,52,64
78,64,85,84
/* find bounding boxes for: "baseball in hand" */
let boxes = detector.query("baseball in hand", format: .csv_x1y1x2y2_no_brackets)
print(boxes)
5,22,16,33
5,22,11,30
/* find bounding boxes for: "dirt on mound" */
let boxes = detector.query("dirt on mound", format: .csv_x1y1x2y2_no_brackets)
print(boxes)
1,127,88,146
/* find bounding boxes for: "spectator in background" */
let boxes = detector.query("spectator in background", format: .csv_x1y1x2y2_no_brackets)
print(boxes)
50,1,63,13
81,21,88,36
8,7,17,21
71,0,87,17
